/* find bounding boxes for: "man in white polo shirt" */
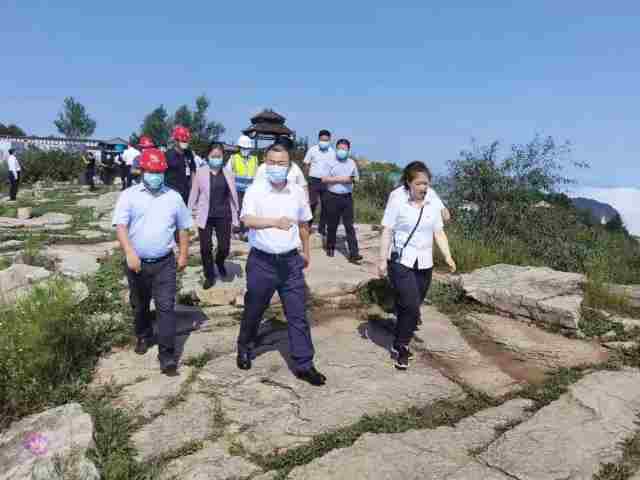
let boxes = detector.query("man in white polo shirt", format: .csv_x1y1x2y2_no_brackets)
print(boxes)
304,129,334,234
7,148,21,201
236,143,326,386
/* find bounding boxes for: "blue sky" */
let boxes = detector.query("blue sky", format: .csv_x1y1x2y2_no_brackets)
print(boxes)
2,1,639,194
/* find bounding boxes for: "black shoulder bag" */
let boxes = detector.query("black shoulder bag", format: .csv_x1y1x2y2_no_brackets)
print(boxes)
390,205,424,263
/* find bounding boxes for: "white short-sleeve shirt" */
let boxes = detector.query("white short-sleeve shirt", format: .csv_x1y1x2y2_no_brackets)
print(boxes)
241,180,312,254
388,186,445,210
381,188,444,269
254,162,308,188
122,146,140,167
303,144,335,179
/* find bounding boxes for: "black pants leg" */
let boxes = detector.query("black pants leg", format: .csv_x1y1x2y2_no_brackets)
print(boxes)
318,189,328,234
212,216,232,267
125,262,154,339
308,178,326,234
325,192,341,252
236,191,246,234
86,168,95,190
238,250,278,353
199,220,216,281
389,262,432,347
9,173,19,201
341,194,359,256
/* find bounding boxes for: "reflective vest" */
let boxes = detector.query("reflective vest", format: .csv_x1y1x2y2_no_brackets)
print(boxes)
231,153,258,192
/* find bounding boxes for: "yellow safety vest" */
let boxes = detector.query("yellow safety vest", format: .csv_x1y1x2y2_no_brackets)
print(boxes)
231,153,258,178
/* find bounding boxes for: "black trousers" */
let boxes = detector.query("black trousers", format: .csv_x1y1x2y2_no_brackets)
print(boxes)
235,191,247,234
125,253,178,362
85,167,95,190
199,216,232,280
238,249,314,371
388,261,433,347
9,172,19,201
325,192,359,256
308,177,327,233
120,165,131,190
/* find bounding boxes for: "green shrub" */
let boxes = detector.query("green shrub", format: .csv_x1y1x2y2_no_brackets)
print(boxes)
18,147,84,184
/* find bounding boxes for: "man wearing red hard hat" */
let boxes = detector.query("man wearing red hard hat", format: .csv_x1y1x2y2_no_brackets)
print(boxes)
112,148,193,375
165,125,196,203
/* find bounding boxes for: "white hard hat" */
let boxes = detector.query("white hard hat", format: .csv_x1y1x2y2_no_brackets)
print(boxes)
237,135,253,149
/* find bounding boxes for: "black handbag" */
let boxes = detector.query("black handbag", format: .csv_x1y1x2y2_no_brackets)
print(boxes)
390,205,424,263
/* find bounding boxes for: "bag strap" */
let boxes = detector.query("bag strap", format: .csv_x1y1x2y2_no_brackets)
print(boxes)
396,204,425,259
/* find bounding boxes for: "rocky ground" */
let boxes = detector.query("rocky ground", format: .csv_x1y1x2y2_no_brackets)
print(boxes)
2,183,640,479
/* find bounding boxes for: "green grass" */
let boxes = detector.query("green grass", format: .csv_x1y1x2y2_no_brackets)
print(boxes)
594,426,640,480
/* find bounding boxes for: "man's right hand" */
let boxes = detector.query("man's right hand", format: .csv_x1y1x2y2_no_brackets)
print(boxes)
274,217,295,231
126,251,141,273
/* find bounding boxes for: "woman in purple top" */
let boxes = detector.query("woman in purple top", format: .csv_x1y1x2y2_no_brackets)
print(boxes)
188,142,240,289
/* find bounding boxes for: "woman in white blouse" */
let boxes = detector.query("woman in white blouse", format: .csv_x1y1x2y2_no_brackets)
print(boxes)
378,161,456,370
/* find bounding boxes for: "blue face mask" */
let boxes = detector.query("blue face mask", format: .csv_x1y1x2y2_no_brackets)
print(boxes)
241,148,252,157
336,149,349,161
208,157,223,170
143,172,164,191
266,165,289,184
319,141,330,151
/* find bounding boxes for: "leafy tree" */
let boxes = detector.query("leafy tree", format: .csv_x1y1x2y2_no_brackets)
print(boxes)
54,97,97,138
606,213,627,234
140,105,170,147
128,132,140,146
0,123,27,137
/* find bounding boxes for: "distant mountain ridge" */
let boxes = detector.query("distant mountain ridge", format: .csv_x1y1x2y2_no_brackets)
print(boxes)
571,197,620,224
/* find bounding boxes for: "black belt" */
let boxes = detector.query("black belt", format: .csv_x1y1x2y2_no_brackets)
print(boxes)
252,248,298,260
327,191,352,197
140,252,173,264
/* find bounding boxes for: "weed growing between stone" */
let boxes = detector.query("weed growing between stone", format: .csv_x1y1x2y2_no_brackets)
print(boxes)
594,426,640,480
251,391,497,477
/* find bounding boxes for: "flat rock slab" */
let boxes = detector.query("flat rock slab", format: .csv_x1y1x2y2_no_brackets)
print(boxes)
0,212,72,229
160,441,263,480
77,190,120,215
0,263,52,302
481,368,640,479
460,264,585,328
0,239,24,250
287,399,534,480
0,402,99,480
195,315,464,455
469,313,609,371
131,393,224,462
45,241,119,278
411,306,521,397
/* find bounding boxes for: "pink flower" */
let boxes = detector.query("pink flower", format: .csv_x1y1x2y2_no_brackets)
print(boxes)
23,432,48,456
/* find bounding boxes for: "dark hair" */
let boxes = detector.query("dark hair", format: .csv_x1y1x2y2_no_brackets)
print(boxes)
401,161,432,189
273,135,294,151
265,143,290,158
208,142,225,155
8,148,15,155
336,138,350,149
318,129,331,138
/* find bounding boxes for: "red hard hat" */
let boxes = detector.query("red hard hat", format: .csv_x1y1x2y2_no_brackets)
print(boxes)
138,136,155,149
172,125,191,142
139,148,168,173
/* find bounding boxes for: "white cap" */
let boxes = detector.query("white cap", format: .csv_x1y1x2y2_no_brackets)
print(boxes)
237,135,253,149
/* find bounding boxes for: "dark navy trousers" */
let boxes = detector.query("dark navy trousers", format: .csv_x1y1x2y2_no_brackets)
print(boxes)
238,249,314,372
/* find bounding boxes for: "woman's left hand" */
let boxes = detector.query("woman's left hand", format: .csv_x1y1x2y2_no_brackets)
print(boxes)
445,256,457,273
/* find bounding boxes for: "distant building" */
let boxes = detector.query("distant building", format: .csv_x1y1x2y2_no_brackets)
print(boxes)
0,134,103,153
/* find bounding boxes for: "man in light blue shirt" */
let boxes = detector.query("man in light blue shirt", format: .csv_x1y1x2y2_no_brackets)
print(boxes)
303,129,335,234
112,148,192,375
321,138,362,263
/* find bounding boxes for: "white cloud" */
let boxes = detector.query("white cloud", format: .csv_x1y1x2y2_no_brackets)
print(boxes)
571,187,640,236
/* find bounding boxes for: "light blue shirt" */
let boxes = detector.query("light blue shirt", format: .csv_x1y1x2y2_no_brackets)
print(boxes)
112,184,193,259
241,180,312,254
322,157,359,194
303,144,335,179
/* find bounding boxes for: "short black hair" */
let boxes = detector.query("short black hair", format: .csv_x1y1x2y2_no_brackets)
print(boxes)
401,161,432,189
265,143,290,158
318,130,331,138
208,142,225,155
273,135,294,151
336,138,351,149
8,148,15,155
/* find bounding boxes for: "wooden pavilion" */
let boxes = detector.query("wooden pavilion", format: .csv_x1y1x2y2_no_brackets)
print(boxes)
242,109,295,149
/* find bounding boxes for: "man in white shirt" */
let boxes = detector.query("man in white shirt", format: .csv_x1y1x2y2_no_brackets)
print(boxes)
236,143,326,386
303,129,334,234
7,149,21,201
122,144,140,190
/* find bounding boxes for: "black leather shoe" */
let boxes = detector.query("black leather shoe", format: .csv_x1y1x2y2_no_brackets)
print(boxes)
349,254,363,263
203,277,215,290
159,357,178,375
295,366,327,386
217,263,228,278
134,337,151,355
326,249,335,258
237,352,252,370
